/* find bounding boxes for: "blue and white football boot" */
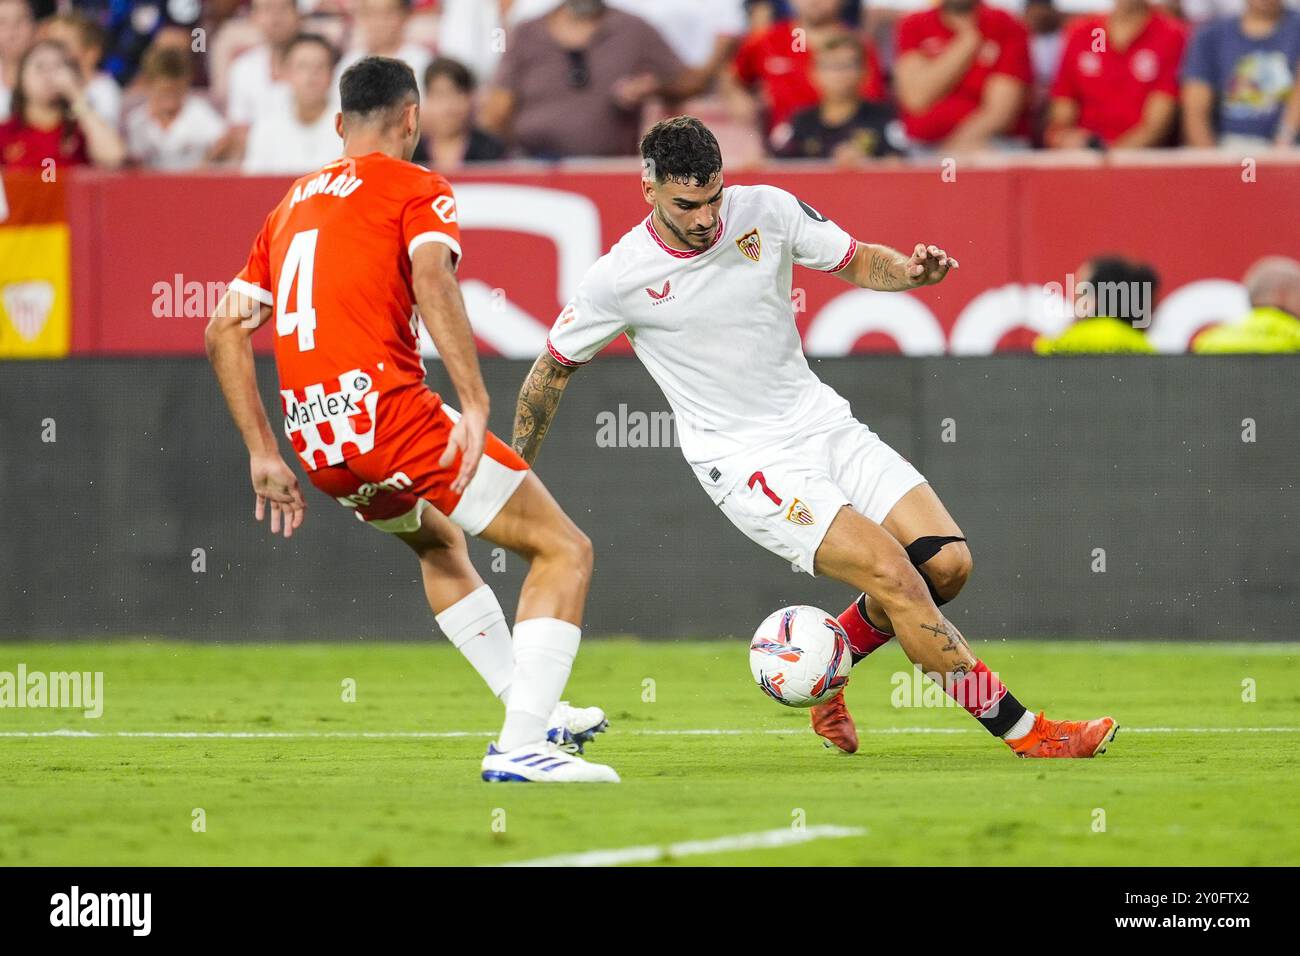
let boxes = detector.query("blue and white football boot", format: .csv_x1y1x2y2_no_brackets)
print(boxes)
481,740,620,783
545,701,609,754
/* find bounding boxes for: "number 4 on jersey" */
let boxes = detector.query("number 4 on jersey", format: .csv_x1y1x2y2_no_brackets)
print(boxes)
277,229,319,351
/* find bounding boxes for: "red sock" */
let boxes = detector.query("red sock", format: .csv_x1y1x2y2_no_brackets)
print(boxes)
837,596,892,661
945,660,1008,720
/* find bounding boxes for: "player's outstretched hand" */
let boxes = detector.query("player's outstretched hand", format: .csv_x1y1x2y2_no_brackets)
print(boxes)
250,453,306,539
441,406,487,496
906,243,959,287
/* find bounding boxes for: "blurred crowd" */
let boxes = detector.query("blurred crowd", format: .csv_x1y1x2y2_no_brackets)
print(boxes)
0,0,1298,174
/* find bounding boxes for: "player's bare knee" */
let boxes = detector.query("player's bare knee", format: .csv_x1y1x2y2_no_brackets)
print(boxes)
926,542,973,603
534,520,593,577
565,526,595,578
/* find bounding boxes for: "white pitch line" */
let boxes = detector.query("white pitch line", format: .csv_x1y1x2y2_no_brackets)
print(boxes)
2,726,1299,739
498,825,868,868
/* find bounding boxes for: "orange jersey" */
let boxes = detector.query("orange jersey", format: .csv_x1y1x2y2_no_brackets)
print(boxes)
232,152,462,471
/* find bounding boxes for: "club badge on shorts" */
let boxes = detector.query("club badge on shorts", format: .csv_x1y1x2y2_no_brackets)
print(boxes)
736,228,762,262
786,498,815,526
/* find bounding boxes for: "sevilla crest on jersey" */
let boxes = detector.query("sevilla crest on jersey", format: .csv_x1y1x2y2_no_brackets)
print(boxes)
736,228,762,262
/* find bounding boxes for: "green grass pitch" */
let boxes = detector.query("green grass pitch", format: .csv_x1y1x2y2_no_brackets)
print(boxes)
1,639,1297,866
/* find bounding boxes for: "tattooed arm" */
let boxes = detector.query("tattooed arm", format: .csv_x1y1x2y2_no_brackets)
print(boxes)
512,351,578,466
840,242,959,291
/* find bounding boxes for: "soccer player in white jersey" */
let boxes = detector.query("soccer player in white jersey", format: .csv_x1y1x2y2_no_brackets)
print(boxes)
512,116,1117,759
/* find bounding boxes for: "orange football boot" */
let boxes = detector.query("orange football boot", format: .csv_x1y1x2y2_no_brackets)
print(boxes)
811,692,859,753
1008,711,1118,758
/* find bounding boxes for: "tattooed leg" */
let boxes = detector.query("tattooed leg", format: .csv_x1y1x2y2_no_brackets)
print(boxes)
815,505,1032,740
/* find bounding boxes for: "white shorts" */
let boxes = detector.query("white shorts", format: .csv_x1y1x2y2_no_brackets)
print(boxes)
710,414,926,575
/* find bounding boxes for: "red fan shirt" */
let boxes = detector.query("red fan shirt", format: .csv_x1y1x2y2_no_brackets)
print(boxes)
1051,10,1188,145
895,4,1033,144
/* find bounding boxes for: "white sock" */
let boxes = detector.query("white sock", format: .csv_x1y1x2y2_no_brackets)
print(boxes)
497,618,580,751
1001,709,1037,741
435,584,513,704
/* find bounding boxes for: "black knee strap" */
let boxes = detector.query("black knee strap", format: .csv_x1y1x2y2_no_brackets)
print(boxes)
905,535,967,606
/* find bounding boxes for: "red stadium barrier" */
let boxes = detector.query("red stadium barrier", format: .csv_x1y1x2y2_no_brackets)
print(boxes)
50,158,1300,356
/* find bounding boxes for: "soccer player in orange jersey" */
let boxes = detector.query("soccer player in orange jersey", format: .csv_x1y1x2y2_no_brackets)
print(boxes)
205,57,618,783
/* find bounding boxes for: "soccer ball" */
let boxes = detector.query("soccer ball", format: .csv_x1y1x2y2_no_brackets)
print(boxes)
749,605,852,708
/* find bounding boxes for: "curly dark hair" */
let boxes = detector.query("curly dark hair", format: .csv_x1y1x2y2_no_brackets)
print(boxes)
639,116,722,186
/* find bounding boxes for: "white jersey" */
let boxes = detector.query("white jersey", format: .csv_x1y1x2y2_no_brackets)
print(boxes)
546,184,858,500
